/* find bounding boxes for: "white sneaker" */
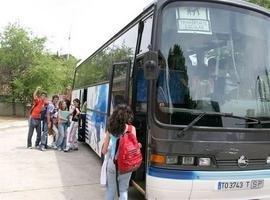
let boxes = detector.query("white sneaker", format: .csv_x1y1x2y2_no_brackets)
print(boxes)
40,146,46,151
27,146,33,149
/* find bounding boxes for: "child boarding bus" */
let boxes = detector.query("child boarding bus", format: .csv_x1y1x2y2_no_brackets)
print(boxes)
72,0,270,199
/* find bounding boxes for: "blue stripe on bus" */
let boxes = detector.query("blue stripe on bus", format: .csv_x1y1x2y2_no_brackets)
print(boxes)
148,166,270,180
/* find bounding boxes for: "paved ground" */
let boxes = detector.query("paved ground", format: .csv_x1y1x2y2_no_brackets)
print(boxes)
0,117,144,200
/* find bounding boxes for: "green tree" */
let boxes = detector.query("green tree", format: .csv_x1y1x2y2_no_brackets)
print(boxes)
0,23,77,115
168,44,186,70
0,23,45,74
12,54,76,104
0,23,46,114
74,44,133,88
248,0,270,9
11,54,76,104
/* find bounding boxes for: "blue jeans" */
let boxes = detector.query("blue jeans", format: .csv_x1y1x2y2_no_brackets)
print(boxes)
27,118,41,147
57,122,68,149
106,158,132,200
40,121,48,148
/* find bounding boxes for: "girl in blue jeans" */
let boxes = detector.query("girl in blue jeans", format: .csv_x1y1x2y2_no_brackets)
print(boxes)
102,105,136,200
56,101,69,150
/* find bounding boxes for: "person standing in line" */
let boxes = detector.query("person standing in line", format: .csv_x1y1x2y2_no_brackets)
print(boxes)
51,98,59,149
56,101,69,151
40,102,49,149
27,86,47,149
62,95,71,111
40,95,59,151
101,105,136,200
64,98,80,152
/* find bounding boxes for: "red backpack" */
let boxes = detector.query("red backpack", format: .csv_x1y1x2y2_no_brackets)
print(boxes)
115,124,142,174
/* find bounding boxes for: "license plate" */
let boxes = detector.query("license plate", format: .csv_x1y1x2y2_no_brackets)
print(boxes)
216,180,264,191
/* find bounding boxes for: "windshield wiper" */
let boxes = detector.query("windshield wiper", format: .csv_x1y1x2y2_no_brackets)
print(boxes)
177,110,260,137
177,112,206,137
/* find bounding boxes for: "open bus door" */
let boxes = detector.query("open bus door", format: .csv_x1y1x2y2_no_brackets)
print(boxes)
130,51,159,196
108,60,131,113
108,60,146,195
78,88,87,142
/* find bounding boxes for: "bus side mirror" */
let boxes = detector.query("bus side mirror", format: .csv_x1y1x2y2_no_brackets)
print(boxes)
143,50,159,80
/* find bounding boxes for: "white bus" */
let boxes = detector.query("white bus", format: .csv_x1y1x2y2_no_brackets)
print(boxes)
73,0,270,199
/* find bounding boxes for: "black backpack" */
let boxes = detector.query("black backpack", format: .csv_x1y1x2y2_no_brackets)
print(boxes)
40,106,47,121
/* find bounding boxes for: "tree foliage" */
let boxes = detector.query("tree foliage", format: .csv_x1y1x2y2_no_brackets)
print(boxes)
74,44,133,89
0,23,77,105
248,0,270,9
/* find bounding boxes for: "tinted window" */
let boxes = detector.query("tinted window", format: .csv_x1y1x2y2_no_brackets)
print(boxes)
111,63,129,108
156,2,270,127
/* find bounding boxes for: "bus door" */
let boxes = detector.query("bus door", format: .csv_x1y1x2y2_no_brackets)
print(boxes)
131,15,154,195
108,60,131,114
78,88,88,142
131,56,148,195
109,59,146,195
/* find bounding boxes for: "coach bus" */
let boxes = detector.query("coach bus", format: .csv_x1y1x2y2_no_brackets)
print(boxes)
72,0,270,199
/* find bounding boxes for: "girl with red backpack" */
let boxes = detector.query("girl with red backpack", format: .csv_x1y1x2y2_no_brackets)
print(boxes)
102,105,141,200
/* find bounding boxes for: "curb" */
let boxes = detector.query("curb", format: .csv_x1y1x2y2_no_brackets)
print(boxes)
0,121,28,130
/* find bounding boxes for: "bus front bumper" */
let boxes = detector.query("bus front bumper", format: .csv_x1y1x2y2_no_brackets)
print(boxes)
146,167,270,200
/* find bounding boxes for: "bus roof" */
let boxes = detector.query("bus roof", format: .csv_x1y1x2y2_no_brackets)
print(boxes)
76,0,269,68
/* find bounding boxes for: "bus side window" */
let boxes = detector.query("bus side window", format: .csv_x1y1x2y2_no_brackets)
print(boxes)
110,62,130,111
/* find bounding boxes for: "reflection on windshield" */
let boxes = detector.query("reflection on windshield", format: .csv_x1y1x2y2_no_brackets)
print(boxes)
157,2,270,128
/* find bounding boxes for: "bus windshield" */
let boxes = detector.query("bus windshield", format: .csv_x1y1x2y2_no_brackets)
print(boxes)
156,2,270,128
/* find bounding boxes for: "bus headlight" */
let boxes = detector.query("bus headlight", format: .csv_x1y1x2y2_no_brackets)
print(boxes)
166,155,178,164
182,156,195,165
151,154,166,164
198,158,211,166
266,156,270,164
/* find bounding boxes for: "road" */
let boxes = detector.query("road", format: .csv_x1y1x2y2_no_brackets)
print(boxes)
0,117,144,200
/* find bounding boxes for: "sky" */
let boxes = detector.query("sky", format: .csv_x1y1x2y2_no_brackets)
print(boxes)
0,0,153,60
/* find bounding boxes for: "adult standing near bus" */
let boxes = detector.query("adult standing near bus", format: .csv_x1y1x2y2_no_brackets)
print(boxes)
62,95,71,111
40,95,59,151
101,105,136,200
27,86,47,149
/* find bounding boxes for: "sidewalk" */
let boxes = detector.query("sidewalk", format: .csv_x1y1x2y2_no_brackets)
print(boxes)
0,119,104,200
0,117,143,200
0,117,28,130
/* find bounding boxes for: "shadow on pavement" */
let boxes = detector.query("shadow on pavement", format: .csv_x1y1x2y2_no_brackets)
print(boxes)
52,141,105,199
53,141,145,200
0,119,144,200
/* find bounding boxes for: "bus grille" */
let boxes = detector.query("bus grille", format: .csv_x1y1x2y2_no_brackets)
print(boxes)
216,159,267,169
